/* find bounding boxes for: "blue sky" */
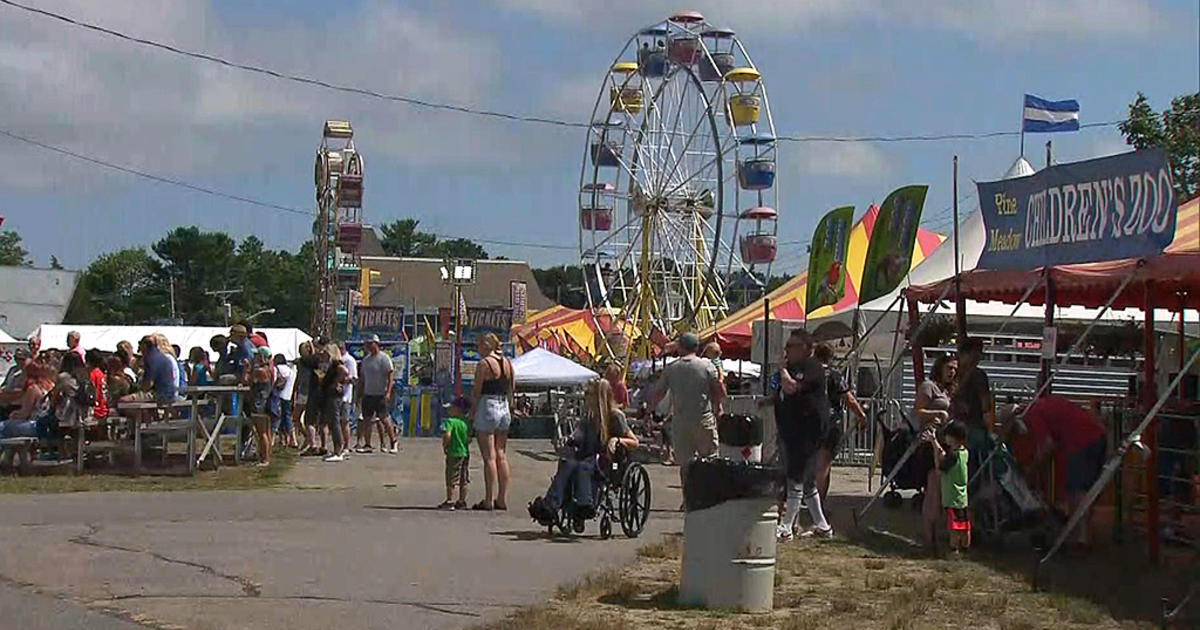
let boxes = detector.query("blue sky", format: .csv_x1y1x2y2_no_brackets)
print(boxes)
0,0,1196,275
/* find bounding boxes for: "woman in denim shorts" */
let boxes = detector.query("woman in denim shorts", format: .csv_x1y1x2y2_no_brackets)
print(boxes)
468,333,514,511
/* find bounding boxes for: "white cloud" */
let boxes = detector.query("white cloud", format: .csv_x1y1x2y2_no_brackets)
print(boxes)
0,0,509,191
793,142,892,177
495,0,1172,41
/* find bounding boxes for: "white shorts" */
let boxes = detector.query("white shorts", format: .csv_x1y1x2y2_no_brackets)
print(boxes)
473,395,511,434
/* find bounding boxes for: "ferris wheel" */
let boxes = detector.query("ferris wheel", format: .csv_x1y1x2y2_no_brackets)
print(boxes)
578,11,779,359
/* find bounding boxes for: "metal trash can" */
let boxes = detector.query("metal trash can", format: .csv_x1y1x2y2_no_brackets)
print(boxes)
718,412,764,463
680,459,779,612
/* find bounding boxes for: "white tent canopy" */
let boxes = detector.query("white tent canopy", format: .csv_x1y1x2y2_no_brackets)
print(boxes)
511,348,598,388
0,328,18,345
30,325,314,360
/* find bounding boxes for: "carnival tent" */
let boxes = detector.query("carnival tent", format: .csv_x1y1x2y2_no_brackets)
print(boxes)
30,325,314,360
908,196,1200,309
510,347,598,388
0,328,19,345
705,204,945,356
511,305,639,360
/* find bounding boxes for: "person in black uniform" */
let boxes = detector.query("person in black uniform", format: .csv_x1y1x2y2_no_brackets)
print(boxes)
772,328,834,541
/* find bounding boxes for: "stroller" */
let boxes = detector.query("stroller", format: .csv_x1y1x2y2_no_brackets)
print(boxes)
970,442,1061,547
876,402,932,510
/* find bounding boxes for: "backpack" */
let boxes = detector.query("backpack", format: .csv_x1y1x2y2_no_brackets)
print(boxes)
74,377,97,409
826,366,847,416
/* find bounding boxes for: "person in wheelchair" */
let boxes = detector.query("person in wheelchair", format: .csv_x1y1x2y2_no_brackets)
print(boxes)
529,378,638,527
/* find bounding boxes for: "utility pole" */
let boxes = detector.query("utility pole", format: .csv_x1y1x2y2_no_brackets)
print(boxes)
206,288,241,327
953,155,966,343
169,276,176,320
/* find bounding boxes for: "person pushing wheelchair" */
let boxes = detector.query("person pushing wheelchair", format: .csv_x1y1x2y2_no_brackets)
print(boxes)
529,378,639,528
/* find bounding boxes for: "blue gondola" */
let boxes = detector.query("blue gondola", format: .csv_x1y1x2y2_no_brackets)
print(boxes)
737,158,775,190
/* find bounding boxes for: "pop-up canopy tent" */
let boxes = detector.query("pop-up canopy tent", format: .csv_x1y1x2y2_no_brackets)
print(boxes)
30,325,314,360
704,204,945,357
0,328,19,345
511,347,598,388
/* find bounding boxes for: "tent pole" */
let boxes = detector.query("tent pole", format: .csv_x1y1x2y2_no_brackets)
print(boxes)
953,155,966,342
995,275,1046,333
1144,280,1159,563
1179,292,1187,401
762,297,770,396
1038,269,1055,393
841,294,903,360
907,293,924,385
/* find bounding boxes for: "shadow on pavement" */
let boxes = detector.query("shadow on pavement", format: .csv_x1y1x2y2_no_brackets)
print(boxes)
490,529,585,543
514,449,558,463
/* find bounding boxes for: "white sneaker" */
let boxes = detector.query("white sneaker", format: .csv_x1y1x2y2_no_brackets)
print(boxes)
776,526,794,542
800,526,833,539
388,446,399,454
323,454,345,462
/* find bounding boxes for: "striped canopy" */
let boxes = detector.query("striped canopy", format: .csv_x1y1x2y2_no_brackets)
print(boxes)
510,305,638,361
705,204,945,355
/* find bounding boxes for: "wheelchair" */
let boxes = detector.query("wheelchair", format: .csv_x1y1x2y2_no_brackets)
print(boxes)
545,449,651,539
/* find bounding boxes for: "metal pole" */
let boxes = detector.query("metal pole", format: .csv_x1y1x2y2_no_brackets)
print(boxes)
842,294,903,360
953,155,966,342
761,297,770,396
1045,140,1052,169
1144,280,1159,563
1038,270,1055,393
1179,292,1187,401
454,284,463,398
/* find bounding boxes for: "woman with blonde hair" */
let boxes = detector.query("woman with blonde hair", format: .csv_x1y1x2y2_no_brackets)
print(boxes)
469,332,515,511
529,378,639,529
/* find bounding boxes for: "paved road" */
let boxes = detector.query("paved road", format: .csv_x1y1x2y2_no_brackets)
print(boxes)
0,439,686,630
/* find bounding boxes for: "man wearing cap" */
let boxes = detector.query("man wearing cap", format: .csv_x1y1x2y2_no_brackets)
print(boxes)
650,332,725,505
225,324,256,381
0,348,32,407
357,335,397,454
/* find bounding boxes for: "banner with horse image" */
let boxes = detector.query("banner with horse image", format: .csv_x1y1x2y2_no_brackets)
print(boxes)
859,185,928,304
804,205,854,315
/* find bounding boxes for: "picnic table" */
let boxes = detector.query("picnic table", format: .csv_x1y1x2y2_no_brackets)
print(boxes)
115,399,200,476
186,385,250,468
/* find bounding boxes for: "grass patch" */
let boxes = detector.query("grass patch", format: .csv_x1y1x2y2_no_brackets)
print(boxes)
0,449,296,494
555,567,623,602
780,614,825,630
636,534,682,559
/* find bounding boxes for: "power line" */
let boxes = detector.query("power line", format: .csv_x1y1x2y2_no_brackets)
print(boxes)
0,0,1123,143
0,128,312,217
0,126,580,251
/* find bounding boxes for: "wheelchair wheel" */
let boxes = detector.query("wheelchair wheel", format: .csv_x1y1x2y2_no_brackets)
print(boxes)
619,462,651,538
599,512,613,539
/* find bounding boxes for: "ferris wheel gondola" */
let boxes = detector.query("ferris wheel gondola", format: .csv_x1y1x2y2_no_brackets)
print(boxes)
578,12,780,359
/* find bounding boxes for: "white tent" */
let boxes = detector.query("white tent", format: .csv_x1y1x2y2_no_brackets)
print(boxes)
0,328,19,345
511,348,597,388
30,325,314,360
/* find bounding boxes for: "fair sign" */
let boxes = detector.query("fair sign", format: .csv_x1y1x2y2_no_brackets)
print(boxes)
977,148,1176,270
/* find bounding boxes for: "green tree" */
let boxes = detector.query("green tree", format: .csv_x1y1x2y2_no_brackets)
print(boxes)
435,237,489,260
152,226,237,324
0,230,31,266
66,248,164,323
533,265,585,308
379,218,438,257
1119,91,1199,199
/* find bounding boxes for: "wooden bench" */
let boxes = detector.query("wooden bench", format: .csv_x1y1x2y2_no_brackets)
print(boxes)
0,437,37,475
116,400,200,476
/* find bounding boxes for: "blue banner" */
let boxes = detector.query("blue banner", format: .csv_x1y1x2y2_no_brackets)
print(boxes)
977,148,1177,270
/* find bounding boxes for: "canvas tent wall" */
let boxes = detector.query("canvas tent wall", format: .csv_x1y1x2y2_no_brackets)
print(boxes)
0,267,79,338
31,325,314,360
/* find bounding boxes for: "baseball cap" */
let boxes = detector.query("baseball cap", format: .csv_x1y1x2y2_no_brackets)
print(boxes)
366,334,381,344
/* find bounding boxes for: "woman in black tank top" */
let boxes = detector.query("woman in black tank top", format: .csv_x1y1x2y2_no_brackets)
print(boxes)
469,333,515,511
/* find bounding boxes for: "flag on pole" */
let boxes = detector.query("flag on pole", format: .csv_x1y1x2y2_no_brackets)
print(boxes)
804,205,855,316
859,185,928,304
1022,94,1080,133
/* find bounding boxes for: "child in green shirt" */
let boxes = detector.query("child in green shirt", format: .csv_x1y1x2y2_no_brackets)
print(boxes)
932,420,970,553
438,397,471,510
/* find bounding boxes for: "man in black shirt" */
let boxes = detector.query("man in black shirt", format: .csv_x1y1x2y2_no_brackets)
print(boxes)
772,328,833,541
952,337,995,480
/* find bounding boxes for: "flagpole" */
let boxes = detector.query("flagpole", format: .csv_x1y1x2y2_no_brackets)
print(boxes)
1019,94,1025,157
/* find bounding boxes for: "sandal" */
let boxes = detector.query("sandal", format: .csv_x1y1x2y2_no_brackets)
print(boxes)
494,502,508,511
471,501,494,511
436,501,456,511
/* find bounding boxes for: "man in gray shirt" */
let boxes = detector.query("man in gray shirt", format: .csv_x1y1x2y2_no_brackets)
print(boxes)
652,332,725,505
357,335,398,454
